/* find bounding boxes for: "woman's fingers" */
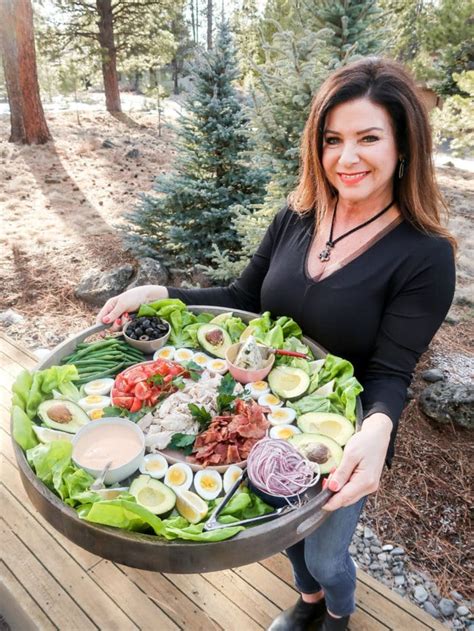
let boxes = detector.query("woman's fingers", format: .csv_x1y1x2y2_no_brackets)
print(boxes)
96,297,118,324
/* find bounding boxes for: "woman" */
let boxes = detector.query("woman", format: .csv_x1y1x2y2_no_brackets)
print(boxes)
97,58,455,631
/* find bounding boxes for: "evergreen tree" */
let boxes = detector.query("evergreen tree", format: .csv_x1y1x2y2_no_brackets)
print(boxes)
124,21,268,270
212,0,386,278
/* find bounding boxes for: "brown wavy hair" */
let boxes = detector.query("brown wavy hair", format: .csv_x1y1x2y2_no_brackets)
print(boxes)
289,57,456,250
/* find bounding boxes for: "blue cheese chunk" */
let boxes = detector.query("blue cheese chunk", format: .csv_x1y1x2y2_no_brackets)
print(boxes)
234,336,265,370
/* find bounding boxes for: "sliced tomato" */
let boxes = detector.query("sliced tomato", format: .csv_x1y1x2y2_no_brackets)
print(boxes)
129,397,143,413
122,366,149,384
113,396,134,410
134,381,151,401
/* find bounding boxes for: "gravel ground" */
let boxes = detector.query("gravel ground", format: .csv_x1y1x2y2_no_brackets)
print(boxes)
353,515,473,629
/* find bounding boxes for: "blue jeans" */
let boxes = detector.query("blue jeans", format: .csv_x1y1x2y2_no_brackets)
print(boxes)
286,497,366,617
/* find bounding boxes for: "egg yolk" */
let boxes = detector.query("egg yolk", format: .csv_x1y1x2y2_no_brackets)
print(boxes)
272,410,287,420
230,471,241,483
169,469,186,485
265,395,280,405
147,461,163,472
86,395,103,404
200,475,217,490
159,350,172,358
211,361,225,369
278,429,293,439
89,381,103,390
89,409,104,420
253,381,267,390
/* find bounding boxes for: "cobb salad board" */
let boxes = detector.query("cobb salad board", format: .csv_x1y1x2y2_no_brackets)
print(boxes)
11,301,363,573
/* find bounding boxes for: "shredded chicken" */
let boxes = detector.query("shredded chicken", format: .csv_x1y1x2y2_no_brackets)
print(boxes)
138,370,224,452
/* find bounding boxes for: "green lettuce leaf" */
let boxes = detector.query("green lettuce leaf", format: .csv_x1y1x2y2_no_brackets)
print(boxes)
11,405,38,451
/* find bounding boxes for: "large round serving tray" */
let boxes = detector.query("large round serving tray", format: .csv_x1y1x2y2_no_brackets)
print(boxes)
12,306,362,573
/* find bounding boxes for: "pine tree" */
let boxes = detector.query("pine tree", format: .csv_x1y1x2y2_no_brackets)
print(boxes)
213,0,386,277
124,21,268,270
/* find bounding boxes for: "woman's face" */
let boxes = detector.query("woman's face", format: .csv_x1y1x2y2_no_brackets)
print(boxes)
322,97,399,206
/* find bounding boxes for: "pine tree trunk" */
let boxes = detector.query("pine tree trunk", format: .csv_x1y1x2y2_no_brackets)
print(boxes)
172,58,179,94
0,0,51,144
207,0,213,50
96,0,122,113
190,0,196,41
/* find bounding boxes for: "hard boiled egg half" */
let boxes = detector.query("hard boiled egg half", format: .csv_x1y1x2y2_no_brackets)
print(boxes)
78,395,110,412
223,464,243,494
153,346,175,361
267,407,296,426
207,358,227,375
164,463,193,491
192,352,211,369
174,348,194,363
139,454,169,479
258,393,282,408
245,381,270,399
83,378,114,396
269,424,301,440
194,469,223,501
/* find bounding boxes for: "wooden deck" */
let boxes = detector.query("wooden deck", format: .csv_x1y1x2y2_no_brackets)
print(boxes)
0,332,445,631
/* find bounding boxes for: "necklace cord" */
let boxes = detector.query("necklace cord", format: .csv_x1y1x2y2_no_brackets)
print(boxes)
319,198,395,261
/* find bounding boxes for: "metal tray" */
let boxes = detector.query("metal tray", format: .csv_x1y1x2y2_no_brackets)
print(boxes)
12,306,362,573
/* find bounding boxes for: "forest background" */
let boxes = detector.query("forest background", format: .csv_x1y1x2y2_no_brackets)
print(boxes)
0,0,473,624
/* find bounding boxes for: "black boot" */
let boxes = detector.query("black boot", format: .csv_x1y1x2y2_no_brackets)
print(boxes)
319,612,350,631
267,596,327,631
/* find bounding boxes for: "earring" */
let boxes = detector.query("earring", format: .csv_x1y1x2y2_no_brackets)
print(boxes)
398,158,406,179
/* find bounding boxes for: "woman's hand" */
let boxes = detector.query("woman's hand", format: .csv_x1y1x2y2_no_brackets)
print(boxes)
96,285,168,330
322,413,392,512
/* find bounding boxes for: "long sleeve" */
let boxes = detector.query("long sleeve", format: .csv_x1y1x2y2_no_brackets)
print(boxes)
167,207,289,311
360,237,456,462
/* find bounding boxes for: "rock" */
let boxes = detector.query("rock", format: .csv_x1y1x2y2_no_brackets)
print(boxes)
391,547,405,556
377,553,388,562
413,585,429,603
370,545,382,554
364,526,375,540
457,606,469,616
0,309,24,326
443,160,455,167
394,575,405,586
369,562,381,571
406,387,415,400
382,544,394,551
420,382,474,429
126,257,169,289
438,598,455,617
75,265,134,307
102,139,115,148
392,564,404,576
394,587,406,597
423,601,440,618
349,544,357,556
125,148,141,159
450,591,464,602
421,368,445,383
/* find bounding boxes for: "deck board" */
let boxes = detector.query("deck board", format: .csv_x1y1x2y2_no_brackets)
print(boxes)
0,334,446,631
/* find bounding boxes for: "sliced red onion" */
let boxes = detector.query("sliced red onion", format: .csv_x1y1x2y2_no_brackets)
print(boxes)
247,438,320,497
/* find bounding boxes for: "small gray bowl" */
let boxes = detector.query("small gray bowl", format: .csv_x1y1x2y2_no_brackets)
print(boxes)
123,320,171,354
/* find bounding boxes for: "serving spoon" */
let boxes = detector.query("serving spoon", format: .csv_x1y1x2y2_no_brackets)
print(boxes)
90,461,113,491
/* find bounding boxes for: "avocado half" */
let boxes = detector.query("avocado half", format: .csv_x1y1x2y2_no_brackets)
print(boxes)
297,412,354,446
197,324,232,359
289,433,343,474
130,474,176,516
37,400,90,433
268,366,310,400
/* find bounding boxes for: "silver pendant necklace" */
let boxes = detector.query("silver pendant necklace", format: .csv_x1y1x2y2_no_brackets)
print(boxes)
319,198,395,262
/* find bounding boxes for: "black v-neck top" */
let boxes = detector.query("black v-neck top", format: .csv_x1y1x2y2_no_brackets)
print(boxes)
168,206,455,463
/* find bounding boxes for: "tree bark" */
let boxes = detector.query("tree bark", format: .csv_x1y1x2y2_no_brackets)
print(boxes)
207,0,213,50
96,0,122,113
0,0,51,144
190,0,196,42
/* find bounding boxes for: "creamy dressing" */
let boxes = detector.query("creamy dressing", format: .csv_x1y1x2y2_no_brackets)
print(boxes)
73,425,142,469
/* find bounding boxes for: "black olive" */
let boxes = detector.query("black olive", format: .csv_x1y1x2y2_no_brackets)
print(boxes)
128,332,137,339
141,319,150,327
134,328,143,337
145,327,154,335
139,335,149,341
